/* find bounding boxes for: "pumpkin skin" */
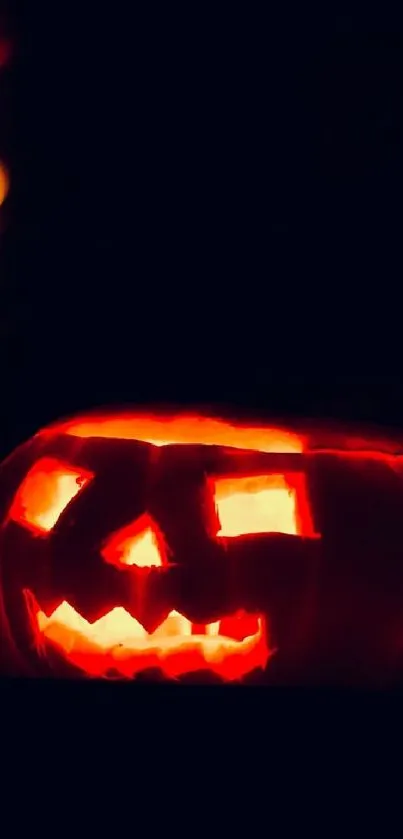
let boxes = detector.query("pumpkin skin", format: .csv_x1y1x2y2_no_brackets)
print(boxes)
1,409,403,686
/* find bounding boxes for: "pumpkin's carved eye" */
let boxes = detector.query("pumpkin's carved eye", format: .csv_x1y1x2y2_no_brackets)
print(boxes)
8,457,93,534
213,472,315,537
101,513,167,569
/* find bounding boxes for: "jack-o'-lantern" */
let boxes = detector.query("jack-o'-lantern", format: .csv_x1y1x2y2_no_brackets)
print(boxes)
1,408,403,686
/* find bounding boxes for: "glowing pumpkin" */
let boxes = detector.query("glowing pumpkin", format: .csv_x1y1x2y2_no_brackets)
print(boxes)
1,409,403,686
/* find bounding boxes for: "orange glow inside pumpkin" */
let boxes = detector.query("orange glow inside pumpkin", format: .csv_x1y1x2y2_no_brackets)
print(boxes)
9,458,93,534
215,474,298,536
102,514,166,568
16,414,316,679
53,413,304,453
33,598,269,680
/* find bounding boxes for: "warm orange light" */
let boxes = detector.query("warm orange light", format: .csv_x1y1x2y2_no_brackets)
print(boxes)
54,413,304,453
118,528,162,567
9,458,93,534
0,161,9,206
102,514,165,568
34,600,269,680
215,474,298,537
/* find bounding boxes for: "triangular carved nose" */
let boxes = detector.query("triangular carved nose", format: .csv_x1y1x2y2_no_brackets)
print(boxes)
102,513,167,569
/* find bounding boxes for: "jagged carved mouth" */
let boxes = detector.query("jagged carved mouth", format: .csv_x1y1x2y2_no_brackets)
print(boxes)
26,592,270,681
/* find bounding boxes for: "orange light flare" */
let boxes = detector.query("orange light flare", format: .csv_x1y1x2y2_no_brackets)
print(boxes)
8,458,93,534
0,161,9,206
34,600,269,681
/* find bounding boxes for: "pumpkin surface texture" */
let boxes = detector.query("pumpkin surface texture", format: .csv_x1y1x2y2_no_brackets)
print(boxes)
1,409,403,686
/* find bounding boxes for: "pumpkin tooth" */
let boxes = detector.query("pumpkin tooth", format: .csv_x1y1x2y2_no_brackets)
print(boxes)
38,600,91,634
90,607,146,645
206,620,220,636
151,610,192,638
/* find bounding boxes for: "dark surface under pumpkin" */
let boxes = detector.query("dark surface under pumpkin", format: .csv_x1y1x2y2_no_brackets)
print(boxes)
1,409,403,687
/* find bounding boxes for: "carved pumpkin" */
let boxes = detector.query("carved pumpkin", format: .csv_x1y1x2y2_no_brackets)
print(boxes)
1,409,403,686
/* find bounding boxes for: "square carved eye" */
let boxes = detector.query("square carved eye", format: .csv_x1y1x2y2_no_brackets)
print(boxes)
9,457,93,534
213,473,315,537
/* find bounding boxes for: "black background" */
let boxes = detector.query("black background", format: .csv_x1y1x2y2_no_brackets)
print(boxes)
2,10,403,456
1,8,403,791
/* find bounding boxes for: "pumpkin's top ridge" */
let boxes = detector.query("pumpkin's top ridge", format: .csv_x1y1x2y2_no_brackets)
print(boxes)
39,412,304,454
33,409,403,457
